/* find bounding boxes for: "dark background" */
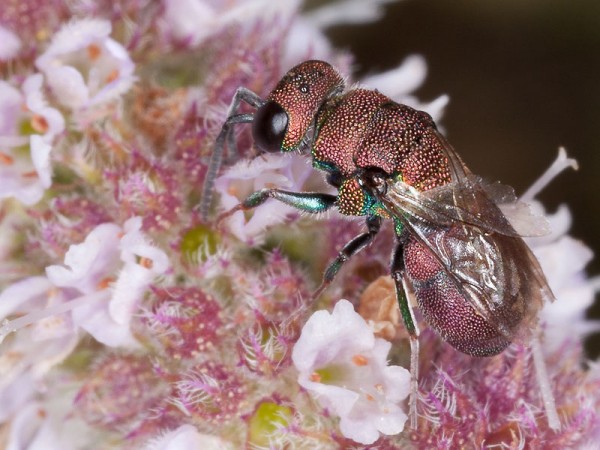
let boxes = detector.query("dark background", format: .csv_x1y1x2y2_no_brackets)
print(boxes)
317,0,600,357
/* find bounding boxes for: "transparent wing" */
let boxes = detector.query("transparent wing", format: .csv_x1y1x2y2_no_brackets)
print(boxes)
386,131,549,237
380,130,554,340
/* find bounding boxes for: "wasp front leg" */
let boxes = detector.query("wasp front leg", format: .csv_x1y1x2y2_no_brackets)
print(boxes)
200,88,265,221
217,188,337,229
391,238,421,430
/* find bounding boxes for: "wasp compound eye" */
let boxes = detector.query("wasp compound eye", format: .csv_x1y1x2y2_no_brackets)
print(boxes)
252,100,289,153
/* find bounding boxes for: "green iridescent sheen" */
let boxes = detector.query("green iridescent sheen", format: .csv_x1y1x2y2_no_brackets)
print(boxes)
396,281,416,336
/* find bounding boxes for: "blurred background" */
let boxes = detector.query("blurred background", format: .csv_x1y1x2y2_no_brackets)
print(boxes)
315,0,600,356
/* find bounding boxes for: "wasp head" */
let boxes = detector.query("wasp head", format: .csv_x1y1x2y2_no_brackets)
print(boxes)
252,60,344,153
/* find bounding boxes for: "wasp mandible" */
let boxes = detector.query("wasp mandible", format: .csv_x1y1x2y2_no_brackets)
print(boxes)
200,60,558,430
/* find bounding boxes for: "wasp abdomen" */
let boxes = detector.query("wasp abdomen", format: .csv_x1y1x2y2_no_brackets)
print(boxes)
414,273,512,357
404,227,523,357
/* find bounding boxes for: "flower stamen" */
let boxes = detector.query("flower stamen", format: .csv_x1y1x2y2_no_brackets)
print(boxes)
87,43,102,60
352,354,369,366
31,115,49,133
139,257,154,269
0,152,14,165
0,291,106,344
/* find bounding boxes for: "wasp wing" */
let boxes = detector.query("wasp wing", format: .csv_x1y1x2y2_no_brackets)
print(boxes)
387,130,549,237
381,130,554,341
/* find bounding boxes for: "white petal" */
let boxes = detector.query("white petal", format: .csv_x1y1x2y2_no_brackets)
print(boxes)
42,66,89,110
72,290,139,348
144,424,233,450
375,408,408,435
520,147,578,202
5,401,45,448
46,223,121,293
339,416,380,445
402,93,450,123
305,0,396,28
297,376,360,415
0,373,36,422
0,276,53,320
362,55,428,100
30,135,52,188
382,365,412,402
162,0,218,45
23,74,65,139
108,263,154,325
0,80,22,135
0,25,21,61
292,300,374,372
37,19,111,60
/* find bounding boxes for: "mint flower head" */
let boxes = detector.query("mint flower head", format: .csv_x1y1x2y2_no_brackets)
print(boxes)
0,1,599,449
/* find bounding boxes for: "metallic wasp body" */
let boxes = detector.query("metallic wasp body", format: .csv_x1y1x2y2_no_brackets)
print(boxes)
201,60,554,426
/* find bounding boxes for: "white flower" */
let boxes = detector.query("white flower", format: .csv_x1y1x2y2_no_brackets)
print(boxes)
143,424,233,450
214,153,315,244
23,74,66,141
519,149,599,350
0,25,21,61
35,19,135,115
160,0,300,48
0,219,169,420
0,277,79,420
46,217,170,347
292,299,410,445
1,218,169,349
0,75,63,205
5,399,94,449
304,0,397,28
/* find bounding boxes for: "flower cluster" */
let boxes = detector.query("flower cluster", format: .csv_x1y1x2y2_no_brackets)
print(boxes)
0,1,598,449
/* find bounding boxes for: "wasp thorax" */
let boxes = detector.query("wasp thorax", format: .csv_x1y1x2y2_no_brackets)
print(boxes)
266,60,344,151
252,101,288,153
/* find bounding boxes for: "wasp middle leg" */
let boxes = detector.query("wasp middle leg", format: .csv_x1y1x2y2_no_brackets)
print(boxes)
391,236,421,429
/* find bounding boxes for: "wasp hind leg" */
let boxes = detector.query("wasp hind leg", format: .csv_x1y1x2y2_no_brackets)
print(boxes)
391,238,421,430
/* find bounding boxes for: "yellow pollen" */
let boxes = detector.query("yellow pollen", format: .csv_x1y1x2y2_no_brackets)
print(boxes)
310,372,322,382
352,354,368,366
